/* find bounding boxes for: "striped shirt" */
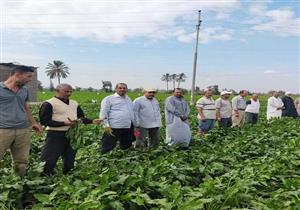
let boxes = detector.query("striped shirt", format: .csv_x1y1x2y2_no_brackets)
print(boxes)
196,96,216,119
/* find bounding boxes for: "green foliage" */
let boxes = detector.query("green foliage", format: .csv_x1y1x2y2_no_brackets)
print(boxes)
1,92,300,209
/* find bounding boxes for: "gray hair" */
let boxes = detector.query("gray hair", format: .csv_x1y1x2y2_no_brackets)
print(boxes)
115,83,128,89
56,83,72,91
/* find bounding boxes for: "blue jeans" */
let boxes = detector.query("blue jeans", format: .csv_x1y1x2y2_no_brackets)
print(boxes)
219,118,232,128
246,112,258,124
199,119,215,132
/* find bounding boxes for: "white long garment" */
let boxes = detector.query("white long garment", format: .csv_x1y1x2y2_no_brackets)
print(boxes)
267,96,284,120
165,96,190,144
133,96,162,128
99,93,134,128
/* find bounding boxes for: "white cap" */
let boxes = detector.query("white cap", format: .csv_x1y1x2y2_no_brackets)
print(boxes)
221,90,232,96
286,91,292,95
144,88,157,92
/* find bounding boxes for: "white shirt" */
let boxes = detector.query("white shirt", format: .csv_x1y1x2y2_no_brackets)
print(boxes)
100,93,134,128
245,99,260,114
133,96,162,128
295,97,300,116
267,96,284,120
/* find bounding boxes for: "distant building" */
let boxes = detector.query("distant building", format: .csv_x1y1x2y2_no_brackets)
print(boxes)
0,63,38,102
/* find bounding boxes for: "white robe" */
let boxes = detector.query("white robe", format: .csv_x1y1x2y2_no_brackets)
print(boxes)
267,96,284,120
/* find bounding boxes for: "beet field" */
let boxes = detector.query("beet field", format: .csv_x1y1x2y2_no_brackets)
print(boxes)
1,91,300,209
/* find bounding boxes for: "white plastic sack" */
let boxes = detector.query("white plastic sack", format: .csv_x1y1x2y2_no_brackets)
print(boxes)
166,116,191,147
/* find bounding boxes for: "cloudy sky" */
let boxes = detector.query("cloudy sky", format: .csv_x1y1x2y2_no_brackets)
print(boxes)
1,0,299,92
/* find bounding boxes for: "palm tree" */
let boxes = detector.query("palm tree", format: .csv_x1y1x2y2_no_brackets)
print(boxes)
176,73,187,88
161,73,171,91
170,74,177,90
45,60,70,84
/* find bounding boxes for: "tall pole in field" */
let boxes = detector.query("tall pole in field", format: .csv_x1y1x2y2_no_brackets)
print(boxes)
190,10,202,105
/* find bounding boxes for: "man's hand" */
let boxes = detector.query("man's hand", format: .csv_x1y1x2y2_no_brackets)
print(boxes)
134,128,141,138
104,126,114,136
32,123,43,133
180,115,188,121
92,119,102,125
200,115,206,121
64,118,80,126
234,111,239,117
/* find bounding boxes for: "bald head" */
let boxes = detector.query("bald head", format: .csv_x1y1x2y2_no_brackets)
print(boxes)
55,83,73,99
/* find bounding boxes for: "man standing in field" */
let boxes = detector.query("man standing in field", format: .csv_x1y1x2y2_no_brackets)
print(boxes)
165,88,190,147
99,83,135,153
215,90,232,128
267,91,284,120
294,97,300,116
39,84,100,175
281,92,298,118
231,90,248,128
133,88,162,148
0,65,42,176
245,93,260,124
196,88,216,135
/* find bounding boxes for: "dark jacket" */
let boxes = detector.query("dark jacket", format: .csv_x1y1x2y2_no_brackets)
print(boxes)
282,96,298,118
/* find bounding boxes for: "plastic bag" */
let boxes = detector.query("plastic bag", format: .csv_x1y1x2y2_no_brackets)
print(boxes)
166,116,191,147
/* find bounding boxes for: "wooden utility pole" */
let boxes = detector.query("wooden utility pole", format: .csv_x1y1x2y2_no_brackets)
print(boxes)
190,10,202,105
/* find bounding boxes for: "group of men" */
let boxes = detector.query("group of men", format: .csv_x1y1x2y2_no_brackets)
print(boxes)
196,89,260,135
196,89,300,135
1,66,299,176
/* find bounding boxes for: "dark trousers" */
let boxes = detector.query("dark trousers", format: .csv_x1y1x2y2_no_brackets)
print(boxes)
219,118,232,128
246,112,258,124
41,131,76,175
101,128,133,154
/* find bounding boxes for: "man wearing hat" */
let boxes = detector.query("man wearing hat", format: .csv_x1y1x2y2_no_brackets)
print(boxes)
133,88,162,147
0,65,43,176
281,92,298,118
215,90,232,128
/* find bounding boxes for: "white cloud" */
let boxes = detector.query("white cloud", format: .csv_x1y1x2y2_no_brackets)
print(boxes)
2,0,239,43
246,3,300,37
252,9,300,37
215,12,231,20
200,27,234,43
263,70,276,74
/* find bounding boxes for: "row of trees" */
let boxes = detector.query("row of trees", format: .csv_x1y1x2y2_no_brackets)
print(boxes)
44,61,189,91
161,73,187,91
42,61,249,95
